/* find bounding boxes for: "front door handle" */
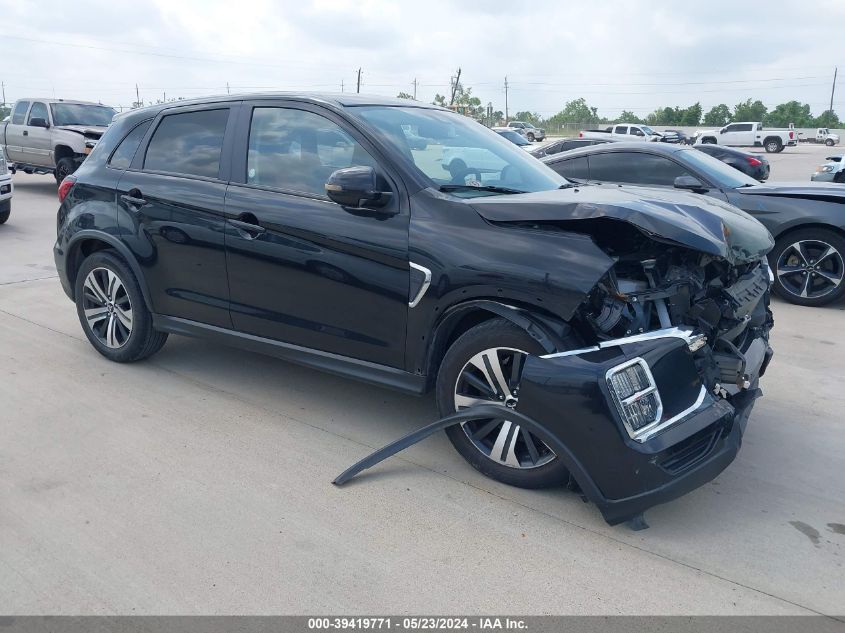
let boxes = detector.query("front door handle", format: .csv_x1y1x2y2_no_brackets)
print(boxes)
22,130,28,136
230,218,266,238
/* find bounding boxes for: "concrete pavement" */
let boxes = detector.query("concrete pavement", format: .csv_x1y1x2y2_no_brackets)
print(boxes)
1,173,843,615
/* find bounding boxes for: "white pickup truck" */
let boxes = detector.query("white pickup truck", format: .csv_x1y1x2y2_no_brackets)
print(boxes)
579,123,662,142
1,98,116,183
694,121,797,153
799,127,840,146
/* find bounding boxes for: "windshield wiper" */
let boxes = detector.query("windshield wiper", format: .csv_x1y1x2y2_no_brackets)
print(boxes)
439,184,526,195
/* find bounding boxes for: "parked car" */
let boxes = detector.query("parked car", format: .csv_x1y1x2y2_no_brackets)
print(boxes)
661,129,692,145
528,137,610,158
401,124,428,150
580,123,662,142
1,98,116,183
54,94,775,526
811,154,844,183
0,150,12,224
799,127,840,146
694,122,797,153
543,141,845,306
694,144,770,181
506,121,545,142
492,128,532,148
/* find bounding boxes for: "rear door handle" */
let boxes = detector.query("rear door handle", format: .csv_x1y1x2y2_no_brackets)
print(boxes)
230,218,266,238
120,194,148,207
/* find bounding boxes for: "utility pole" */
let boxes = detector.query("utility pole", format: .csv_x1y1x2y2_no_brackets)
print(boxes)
356,68,362,94
341,80,344,93
412,78,418,100
1,81,5,107
226,82,230,95
449,67,461,105
829,67,838,124
504,76,509,124
135,84,140,108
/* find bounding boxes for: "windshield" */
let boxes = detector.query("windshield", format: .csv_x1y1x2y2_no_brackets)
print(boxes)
681,148,759,188
641,126,656,135
497,130,530,146
50,103,116,127
352,106,566,196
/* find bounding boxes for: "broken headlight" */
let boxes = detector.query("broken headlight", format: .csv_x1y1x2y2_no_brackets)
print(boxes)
606,358,663,440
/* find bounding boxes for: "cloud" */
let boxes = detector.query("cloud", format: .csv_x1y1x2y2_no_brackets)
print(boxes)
2,0,842,119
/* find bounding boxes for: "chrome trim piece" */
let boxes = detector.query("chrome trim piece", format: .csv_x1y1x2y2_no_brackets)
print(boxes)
408,262,432,308
636,385,708,443
541,326,700,359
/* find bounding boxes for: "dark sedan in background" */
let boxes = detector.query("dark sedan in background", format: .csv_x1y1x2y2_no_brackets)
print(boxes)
695,144,770,181
528,137,609,158
543,142,845,306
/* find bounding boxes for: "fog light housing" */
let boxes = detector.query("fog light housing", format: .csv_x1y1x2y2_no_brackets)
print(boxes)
606,358,663,440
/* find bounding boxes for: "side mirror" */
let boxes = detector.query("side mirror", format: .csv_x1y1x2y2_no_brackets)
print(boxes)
719,128,727,134
325,166,394,212
29,117,49,128
674,175,708,192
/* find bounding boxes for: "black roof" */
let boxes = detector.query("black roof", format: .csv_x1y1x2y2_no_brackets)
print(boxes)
541,140,688,163
116,92,442,125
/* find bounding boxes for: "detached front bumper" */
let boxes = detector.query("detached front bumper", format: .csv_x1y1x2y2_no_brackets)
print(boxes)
517,327,771,525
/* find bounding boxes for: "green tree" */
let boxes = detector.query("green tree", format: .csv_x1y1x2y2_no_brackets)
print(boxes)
814,109,840,128
733,99,767,122
546,98,601,125
703,104,732,126
396,92,414,100
679,102,702,126
764,101,815,127
618,110,644,124
0,105,10,120
512,111,542,125
432,94,447,107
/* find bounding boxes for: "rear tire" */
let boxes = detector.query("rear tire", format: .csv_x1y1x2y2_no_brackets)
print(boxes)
764,138,782,153
701,137,716,144
436,318,572,489
74,250,168,362
0,205,9,225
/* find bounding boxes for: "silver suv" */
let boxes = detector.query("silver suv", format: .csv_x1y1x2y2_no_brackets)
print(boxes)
506,121,546,142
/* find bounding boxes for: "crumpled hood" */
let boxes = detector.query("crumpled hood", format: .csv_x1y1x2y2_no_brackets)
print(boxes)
55,125,108,138
469,184,774,264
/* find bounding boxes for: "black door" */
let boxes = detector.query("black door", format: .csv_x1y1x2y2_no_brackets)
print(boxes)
224,102,409,368
118,104,236,328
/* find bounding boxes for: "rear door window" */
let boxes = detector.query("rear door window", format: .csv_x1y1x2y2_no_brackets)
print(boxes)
109,120,153,170
11,101,30,125
144,109,229,178
589,151,691,186
614,126,628,135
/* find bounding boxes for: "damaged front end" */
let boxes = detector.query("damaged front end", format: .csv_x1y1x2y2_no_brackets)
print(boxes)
517,224,774,524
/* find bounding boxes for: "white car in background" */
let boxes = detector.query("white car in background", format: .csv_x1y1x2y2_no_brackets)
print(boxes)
811,154,844,183
0,151,13,224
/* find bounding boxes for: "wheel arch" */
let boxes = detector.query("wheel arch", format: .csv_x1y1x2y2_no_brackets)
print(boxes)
66,231,153,309
54,144,77,162
421,299,573,390
769,221,845,242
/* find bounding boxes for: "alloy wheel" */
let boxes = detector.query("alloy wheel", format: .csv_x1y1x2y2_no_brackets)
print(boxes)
81,267,133,348
453,347,556,469
776,240,844,300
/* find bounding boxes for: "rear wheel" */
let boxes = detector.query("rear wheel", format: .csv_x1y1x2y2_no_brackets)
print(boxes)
764,138,783,153
75,251,168,361
701,137,716,144
834,172,845,184
0,201,9,225
436,319,572,488
770,228,845,306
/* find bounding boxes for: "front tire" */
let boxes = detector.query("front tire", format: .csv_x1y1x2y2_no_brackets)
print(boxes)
75,251,168,362
436,319,571,488
825,138,835,147
55,157,77,184
770,229,845,306
0,203,9,225
526,133,535,142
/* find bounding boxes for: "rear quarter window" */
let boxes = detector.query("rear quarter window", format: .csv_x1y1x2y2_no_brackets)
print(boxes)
143,109,229,179
108,120,153,170
11,101,30,125
549,156,589,180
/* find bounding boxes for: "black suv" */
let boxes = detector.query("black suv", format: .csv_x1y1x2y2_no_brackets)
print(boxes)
55,94,774,526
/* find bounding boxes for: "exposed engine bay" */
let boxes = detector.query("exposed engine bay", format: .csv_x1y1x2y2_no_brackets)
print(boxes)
574,223,774,399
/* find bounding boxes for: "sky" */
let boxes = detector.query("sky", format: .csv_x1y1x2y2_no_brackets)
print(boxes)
2,0,843,119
